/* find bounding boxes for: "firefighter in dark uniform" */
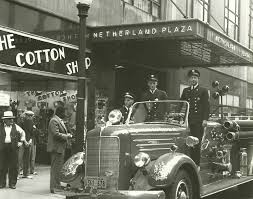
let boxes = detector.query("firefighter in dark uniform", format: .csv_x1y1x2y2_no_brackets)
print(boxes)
180,69,210,168
120,92,135,124
141,74,168,101
141,75,168,121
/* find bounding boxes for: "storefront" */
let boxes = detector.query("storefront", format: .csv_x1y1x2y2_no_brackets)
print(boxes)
90,19,253,119
0,25,94,163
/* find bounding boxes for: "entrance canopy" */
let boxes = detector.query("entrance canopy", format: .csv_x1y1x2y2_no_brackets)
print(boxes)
91,19,253,68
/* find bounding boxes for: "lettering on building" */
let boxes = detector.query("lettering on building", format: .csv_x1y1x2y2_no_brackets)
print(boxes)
92,25,193,39
66,57,91,75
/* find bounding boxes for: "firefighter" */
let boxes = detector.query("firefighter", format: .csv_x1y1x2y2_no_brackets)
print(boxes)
180,69,210,168
141,74,168,101
120,92,135,124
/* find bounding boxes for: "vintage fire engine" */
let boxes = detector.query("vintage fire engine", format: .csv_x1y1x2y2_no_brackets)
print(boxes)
59,100,253,199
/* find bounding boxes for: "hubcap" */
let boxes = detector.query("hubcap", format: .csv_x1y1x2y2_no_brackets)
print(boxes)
175,179,189,199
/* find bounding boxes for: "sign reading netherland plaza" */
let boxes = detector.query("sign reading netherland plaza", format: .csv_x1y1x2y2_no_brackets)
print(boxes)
91,21,197,41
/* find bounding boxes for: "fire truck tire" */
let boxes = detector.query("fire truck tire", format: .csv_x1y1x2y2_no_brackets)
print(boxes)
165,169,195,199
238,181,253,197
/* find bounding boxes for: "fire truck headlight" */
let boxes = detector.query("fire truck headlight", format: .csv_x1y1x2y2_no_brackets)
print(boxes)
134,152,150,168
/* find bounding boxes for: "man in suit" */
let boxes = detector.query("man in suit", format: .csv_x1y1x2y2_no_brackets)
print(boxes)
141,74,168,101
0,111,25,189
120,92,135,124
20,110,35,179
47,106,72,193
180,69,210,167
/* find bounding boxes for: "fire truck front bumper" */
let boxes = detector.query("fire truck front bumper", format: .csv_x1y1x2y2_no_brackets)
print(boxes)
62,190,166,199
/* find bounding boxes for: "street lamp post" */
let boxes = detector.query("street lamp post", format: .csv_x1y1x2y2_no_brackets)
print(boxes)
75,0,92,153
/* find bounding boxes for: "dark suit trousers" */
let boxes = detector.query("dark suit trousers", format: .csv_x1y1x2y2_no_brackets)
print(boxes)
0,144,18,186
189,123,204,166
50,152,64,190
23,145,32,176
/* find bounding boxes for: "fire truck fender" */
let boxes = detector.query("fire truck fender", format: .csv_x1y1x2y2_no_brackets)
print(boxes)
147,152,201,189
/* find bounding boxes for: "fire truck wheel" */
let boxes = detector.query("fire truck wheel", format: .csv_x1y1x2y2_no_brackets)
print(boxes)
166,169,194,199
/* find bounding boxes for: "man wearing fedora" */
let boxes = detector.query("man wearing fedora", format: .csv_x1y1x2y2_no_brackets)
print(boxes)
0,111,25,189
141,74,168,101
120,92,135,124
180,69,210,168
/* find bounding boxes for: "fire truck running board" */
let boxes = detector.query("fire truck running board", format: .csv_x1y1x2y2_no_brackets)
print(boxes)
201,176,253,198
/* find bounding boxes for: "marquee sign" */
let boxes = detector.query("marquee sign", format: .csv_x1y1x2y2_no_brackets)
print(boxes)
91,19,253,65
0,26,91,76
207,28,253,63
91,20,198,41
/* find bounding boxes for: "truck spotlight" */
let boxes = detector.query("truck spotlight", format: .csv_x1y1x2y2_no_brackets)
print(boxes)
222,85,229,94
212,81,220,88
108,109,123,125
134,152,150,168
212,92,220,99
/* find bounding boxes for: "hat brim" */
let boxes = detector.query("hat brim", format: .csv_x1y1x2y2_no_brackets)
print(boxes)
124,95,134,99
2,116,15,119
188,73,200,77
148,78,158,82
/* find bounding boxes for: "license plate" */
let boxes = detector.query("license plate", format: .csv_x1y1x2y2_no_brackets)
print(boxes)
86,177,107,189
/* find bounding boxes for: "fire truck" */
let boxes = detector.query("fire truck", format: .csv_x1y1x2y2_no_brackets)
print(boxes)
59,100,253,199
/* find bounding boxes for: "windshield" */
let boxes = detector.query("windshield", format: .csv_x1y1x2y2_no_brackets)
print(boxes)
128,100,189,126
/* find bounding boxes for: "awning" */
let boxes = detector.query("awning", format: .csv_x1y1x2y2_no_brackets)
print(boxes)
90,19,253,68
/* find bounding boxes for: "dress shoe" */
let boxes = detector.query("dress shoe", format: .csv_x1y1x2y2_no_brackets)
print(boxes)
50,189,55,194
0,185,6,189
9,185,16,189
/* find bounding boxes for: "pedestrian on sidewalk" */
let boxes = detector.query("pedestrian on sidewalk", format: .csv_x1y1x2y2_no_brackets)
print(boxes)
0,111,26,189
47,106,72,193
20,110,35,179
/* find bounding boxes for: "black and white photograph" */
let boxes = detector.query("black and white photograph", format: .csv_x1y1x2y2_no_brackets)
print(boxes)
0,0,253,199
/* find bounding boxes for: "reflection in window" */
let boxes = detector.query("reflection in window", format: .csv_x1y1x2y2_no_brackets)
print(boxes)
246,98,253,109
249,0,253,50
124,0,161,18
196,0,210,22
219,94,240,107
171,0,187,20
0,1,78,44
224,0,240,41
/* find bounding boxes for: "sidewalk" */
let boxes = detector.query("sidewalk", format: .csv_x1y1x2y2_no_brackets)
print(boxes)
0,165,65,199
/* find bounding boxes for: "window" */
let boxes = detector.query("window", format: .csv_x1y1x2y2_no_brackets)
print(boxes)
219,94,240,107
249,0,253,50
224,0,240,41
197,0,210,22
124,0,161,18
246,98,253,109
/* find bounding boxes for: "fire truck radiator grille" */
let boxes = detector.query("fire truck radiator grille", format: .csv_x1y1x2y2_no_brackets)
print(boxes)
86,137,120,178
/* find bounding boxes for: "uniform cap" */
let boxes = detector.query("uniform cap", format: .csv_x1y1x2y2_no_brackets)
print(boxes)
188,69,200,77
124,92,135,100
147,74,158,82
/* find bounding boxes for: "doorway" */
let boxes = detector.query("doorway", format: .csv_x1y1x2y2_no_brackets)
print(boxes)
114,66,167,108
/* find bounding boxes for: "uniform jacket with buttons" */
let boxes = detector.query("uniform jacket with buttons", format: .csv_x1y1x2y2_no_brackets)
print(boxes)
120,106,130,124
141,89,168,101
180,85,210,124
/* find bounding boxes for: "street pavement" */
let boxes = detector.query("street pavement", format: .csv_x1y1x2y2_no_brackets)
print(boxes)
1,165,253,199
0,165,64,199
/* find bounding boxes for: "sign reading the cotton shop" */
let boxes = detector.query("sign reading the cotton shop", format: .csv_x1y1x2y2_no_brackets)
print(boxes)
0,27,91,76
92,21,197,41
